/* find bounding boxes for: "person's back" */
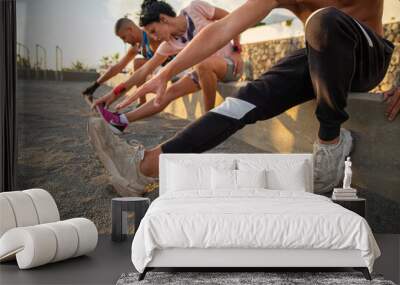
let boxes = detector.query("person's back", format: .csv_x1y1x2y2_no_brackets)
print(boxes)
279,0,383,35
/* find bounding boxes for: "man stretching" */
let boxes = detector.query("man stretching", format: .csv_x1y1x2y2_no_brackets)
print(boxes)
82,17,163,106
125,0,394,194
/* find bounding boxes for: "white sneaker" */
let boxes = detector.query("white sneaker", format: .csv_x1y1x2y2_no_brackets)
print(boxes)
313,128,353,194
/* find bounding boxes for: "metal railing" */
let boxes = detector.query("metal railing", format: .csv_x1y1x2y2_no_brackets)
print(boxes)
35,44,47,79
17,42,31,67
17,42,31,78
56,45,63,80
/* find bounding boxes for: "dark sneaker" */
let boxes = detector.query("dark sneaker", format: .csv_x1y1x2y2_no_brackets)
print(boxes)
96,104,127,135
313,128,353,194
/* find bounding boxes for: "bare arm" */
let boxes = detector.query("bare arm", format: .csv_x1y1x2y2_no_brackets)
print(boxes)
213,7,241,47
123,52,167,91
161,0,279,79
97,47,137,84
82,47,137,96
91,52,167,110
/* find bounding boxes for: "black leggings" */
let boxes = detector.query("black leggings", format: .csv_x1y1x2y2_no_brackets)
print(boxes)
162,7,394,153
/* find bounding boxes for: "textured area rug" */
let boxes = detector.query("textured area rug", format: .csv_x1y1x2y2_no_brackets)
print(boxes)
116,271,395,285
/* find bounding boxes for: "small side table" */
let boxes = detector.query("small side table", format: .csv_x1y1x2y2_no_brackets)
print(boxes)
111,197,150,242
332,197,366,218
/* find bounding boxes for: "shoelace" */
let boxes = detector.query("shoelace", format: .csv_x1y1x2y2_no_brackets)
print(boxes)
129,146,145,165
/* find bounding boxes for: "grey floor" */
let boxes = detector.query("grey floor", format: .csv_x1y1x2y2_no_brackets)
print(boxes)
0,235,399,285
0,235,135,285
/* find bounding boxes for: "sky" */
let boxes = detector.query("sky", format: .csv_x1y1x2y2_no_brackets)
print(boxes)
16,0,400,70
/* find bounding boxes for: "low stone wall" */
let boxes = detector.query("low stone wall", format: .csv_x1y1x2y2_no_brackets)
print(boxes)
241,21,400,92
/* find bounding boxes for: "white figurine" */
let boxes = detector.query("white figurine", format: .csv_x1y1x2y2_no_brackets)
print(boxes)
343,157,352,189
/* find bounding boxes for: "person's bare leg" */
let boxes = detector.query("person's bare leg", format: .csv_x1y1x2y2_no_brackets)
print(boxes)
136,78,199,177
133,77,199,178
125,76,199,122
140,146,162,177
195,56,228,111
133,58,148,106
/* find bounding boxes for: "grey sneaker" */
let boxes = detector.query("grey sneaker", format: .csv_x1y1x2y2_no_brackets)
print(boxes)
313,128,353,194
129,144,158,187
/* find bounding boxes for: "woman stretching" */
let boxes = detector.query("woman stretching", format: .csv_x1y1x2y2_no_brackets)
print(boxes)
93,0,243,134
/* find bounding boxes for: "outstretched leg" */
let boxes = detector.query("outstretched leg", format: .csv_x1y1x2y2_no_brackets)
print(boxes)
139,49,315,177
125,75,199,123
193,56,229,111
